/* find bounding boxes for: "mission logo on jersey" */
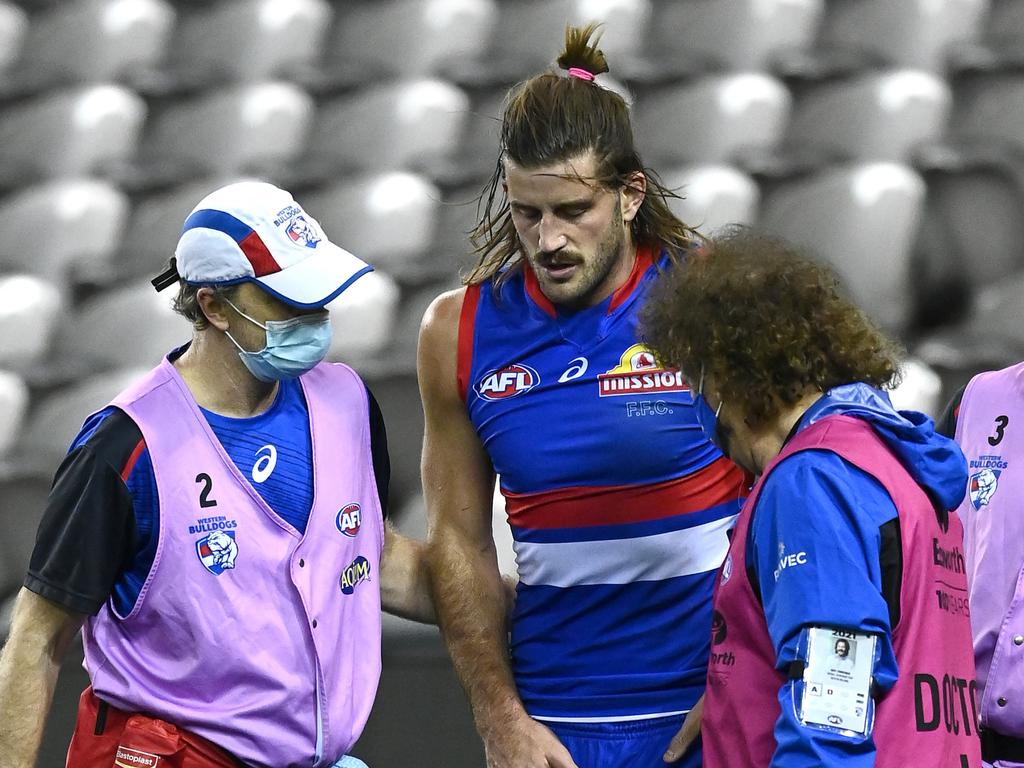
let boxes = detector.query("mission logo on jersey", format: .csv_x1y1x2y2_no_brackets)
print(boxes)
477,364,540,400
598,344,688,397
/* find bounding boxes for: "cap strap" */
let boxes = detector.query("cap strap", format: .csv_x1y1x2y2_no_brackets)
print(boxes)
151,259,180,292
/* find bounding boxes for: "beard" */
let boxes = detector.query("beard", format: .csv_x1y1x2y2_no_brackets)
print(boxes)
528,206,626,309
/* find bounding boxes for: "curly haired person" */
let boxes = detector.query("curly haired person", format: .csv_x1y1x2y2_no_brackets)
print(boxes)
642,229,981,768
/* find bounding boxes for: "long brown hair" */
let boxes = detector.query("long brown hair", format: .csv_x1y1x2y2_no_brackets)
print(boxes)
465,23,697,287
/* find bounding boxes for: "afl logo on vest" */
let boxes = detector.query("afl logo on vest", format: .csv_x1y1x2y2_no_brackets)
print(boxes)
477,364,540,401
336,503,362,537
340,556,371,595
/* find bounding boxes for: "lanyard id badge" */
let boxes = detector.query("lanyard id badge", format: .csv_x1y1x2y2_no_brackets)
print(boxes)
798,628,876,736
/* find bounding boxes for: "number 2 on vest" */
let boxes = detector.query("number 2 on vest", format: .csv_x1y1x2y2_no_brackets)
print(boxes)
196,472,218,508
989,415,1009,446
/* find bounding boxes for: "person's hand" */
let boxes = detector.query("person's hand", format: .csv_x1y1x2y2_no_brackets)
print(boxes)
483,712,579,768
663,694,703,763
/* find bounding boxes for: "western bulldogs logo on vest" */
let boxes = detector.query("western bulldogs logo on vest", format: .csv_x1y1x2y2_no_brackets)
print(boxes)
196,530,238,575
968,454,1007,510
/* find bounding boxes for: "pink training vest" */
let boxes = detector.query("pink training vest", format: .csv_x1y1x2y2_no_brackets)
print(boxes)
702,414,980,768
83,357,384,768
955,363,1024,744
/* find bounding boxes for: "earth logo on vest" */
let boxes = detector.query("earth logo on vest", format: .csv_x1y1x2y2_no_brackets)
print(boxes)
196,530,238,575
340,555,371,595
968,454,1007,510
336,503,362,537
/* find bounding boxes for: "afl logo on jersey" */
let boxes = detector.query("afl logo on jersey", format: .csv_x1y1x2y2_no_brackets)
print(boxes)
477,364,540,401
336,503,362,537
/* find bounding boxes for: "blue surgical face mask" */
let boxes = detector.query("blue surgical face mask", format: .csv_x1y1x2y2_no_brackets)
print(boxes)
224,297,332,382
693,366,725,452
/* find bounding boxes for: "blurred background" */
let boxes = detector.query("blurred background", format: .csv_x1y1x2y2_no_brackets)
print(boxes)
0,0,1021,764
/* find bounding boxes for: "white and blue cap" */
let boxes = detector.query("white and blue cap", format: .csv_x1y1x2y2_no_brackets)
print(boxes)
151,181,372,309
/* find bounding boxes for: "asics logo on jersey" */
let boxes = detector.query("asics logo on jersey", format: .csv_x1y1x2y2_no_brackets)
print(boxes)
252,444,278,483
477,364,540,400
558,356,589,383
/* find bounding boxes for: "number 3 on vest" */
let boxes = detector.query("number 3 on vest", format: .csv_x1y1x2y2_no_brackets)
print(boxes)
989,415,1009,446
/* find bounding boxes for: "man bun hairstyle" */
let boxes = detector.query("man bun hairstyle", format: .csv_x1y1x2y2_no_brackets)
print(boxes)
556,23,610,77
467,23,697,287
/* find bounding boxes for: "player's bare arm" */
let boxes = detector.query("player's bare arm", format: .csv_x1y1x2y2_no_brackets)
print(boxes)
418,289,578,768
379,523,434,623
0,588,84,767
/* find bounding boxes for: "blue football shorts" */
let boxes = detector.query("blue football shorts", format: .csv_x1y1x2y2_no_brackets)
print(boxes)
546,714,701,768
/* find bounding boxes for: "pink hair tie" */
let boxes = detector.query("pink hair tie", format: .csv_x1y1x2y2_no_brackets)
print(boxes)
567,67,595,82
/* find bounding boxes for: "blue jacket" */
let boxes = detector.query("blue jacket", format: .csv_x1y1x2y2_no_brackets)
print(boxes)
749,383,967,767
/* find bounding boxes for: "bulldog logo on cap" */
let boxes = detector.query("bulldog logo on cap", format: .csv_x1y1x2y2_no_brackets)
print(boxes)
284,215,320,249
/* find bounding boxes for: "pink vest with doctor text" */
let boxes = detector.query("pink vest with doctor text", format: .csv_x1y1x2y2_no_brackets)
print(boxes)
83,357,384,768
701,415,979,768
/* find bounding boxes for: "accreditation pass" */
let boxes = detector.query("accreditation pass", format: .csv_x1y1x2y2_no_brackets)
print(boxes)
799,628,875,735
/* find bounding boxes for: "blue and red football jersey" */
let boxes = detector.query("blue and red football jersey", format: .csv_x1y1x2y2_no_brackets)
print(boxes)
459,244,749,721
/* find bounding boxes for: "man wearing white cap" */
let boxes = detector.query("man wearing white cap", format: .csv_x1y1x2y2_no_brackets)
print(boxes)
0,182,433,768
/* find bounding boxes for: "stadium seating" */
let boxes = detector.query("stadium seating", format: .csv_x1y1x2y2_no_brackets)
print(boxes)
308,79,470,177
0,471,51,607
0,179,129,283
0,371,28,459
304,172,441,275
0,2,27,76
168,0,332,83
889,357,945,417
140,83,314,178
636,73,792,166
949,70,1024,154
985,0,1024,48
661,165,760,235
364,373,426,510
325,269,401,364
0,275,63,371
816,0,990,71
0,85,146,182
759,163,927,334
17,0,175,86
785,70,952,162
486,0,652,78
327,0,498,81
53,281,187,371
18,368,147,467
649,0,824,73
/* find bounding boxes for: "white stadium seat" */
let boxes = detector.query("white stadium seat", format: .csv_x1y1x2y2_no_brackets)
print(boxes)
636,73,791,165
0,275,63,370
19,0,175,84
169,0,332,82
328,0,498,79
661,165,760,236
488,0,652,75
0,86,146,180
818,0,990,71
950,71,1024,155
0,2,28,75
889,357,944,418
985,0,1024,48
54,281,187,371
760,163,927,334
309,79,470,176
0,179,129,283
786,70,952,162
0,371,28,459
650,0,824,72
19,368,148,466
141,83,314,177
325,269,400,363
304,172,441,272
